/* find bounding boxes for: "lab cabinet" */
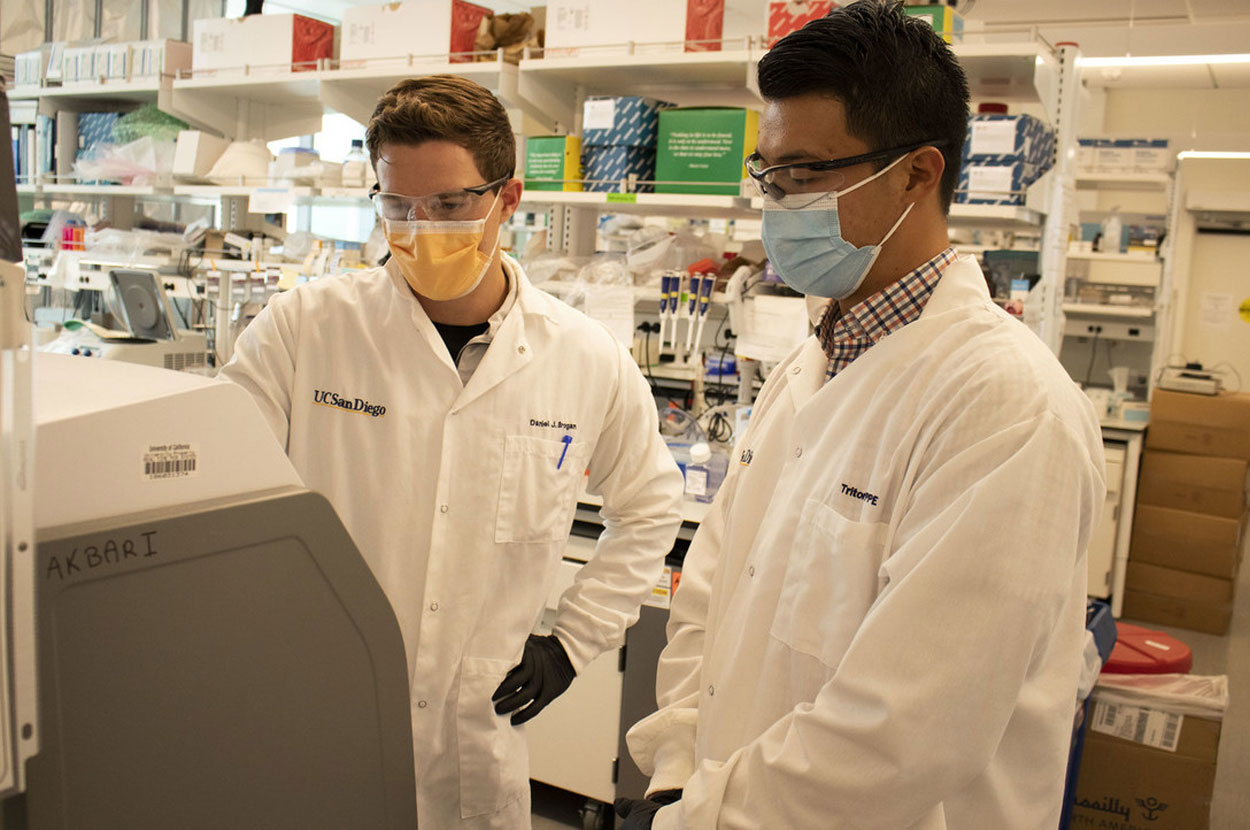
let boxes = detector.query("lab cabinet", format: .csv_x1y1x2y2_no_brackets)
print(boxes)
527,511,690,826
1087,444,1125,598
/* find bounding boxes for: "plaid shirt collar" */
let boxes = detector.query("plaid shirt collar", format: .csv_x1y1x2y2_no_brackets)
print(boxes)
816,247,957,380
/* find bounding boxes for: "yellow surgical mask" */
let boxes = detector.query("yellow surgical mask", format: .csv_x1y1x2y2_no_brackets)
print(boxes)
384,191,501,302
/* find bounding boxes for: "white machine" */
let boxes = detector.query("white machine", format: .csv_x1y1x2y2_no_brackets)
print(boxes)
0,353,418,828
37,268,208,372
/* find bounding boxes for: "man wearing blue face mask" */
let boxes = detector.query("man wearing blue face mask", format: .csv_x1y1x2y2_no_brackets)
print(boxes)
617,3,1107,829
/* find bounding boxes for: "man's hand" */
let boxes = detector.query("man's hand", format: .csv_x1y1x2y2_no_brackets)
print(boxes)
491,634,576,725
614,790,682,830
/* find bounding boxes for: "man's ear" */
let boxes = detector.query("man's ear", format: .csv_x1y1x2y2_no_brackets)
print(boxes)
904,146,946,204
499,177,524,222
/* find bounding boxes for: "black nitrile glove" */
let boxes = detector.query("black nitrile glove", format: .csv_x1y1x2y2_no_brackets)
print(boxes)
614,791,681,829
491,634,576,725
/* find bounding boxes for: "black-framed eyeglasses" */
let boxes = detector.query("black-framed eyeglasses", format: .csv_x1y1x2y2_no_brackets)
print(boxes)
369,174,512,222
745,141,944,201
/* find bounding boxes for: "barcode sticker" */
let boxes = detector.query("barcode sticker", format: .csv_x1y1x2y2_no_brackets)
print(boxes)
143,443,199,481
1091,700,1183,752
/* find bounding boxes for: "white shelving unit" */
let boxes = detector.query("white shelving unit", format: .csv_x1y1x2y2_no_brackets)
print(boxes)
11,36,1079,339
1065,166,1177,388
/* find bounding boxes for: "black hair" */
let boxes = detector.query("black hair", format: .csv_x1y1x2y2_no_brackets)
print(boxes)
757,0,970,212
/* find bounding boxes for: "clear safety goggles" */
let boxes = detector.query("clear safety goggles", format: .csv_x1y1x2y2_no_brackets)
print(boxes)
745,140,942,208
369,174,511,222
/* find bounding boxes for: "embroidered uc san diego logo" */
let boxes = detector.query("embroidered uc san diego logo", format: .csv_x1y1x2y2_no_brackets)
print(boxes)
313,389,387,418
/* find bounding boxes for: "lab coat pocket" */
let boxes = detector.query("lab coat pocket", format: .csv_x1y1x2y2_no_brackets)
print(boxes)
771,499,889,668
457,656,528,819
495,435,587,544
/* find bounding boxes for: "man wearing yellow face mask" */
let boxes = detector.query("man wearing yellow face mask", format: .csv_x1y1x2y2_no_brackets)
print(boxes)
220,75,685,829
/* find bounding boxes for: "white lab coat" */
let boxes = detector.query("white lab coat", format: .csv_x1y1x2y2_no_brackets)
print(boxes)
221,256,684,829
627,256,1106,830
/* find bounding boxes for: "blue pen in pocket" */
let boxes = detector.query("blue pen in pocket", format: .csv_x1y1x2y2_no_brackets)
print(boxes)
556,434,573,470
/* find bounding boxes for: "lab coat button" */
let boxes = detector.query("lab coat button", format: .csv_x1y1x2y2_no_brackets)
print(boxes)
708,685,715,697
429,602,439,612
439,504,449,514
417,700,428,709
791,365,801,375
518,345,527,354
748,566,755,577
794,447,803,458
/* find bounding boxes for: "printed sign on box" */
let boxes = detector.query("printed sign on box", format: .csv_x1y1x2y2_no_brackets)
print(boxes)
767,1,836,47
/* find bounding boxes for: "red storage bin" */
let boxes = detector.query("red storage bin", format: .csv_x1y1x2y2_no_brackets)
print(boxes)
1102,622,1193,674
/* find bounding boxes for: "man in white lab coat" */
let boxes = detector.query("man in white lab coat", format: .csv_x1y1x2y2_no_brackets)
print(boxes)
221,75,684,828
618,4,1107,829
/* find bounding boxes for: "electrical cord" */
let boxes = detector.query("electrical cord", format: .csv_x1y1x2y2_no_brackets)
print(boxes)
1083,328,1101,387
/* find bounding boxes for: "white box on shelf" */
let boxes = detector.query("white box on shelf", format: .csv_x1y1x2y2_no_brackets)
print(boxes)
14,46,54,88
62,45,103,85
545,0,756,56
173,130,232,180
101,43,133,81
339,1,492,66
132,39,192,79
191,14,336,75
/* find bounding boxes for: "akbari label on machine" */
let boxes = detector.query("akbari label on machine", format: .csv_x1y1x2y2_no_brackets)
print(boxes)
143,442,199,481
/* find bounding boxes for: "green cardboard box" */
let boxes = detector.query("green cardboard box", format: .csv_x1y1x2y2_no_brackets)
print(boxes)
904,5,963,43
524,135,583,192
655,108,759,196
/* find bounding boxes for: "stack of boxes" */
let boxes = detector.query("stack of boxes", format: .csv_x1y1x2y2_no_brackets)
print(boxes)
1078,138,1173,175
581,96,673,193
338,0,492,67
14,40,189,88
956,112,1055,206
1125,389,1250,635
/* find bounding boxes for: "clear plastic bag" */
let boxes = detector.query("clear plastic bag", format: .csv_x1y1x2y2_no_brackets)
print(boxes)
74,136,175,186
1093,673,1229,720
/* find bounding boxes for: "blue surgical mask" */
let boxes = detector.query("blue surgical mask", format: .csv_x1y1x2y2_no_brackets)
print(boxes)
761,155,913,300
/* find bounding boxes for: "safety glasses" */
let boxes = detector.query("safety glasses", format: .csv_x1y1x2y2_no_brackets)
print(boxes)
745,141,943,207
369,175,511,222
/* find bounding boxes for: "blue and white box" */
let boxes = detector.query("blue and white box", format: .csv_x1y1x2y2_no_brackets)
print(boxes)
583,96,674,148
964,113,1052,174
956,158,1036,206
581,96,674,192
583,146,658,193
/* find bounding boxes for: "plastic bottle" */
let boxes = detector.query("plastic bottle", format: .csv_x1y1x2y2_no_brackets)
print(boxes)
1100,208,1122,254
342,139,369,188
685,442,728,504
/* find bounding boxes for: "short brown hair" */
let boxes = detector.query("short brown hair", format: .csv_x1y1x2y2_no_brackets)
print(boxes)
366,75,515,183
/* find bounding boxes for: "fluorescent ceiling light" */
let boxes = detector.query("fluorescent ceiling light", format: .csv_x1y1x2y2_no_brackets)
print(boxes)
1178,151,1250,160
1080,54,1250,68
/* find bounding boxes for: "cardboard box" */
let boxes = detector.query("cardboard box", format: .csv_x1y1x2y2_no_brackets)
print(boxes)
1126,561,1233,605
904,4,963,43
339,0,491,66
655,107,759,196
1075,703,1221,828
525,135,583,192
766,1,837,47
1148,389,1250,460
14,47,52,88
545,0,756,56
955,159,1038,206
192,14,336,74
1122,589,1233,635
1138,451,1249,518
173,130,232,180
1134,138,1173,173
1130,504,1244,579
